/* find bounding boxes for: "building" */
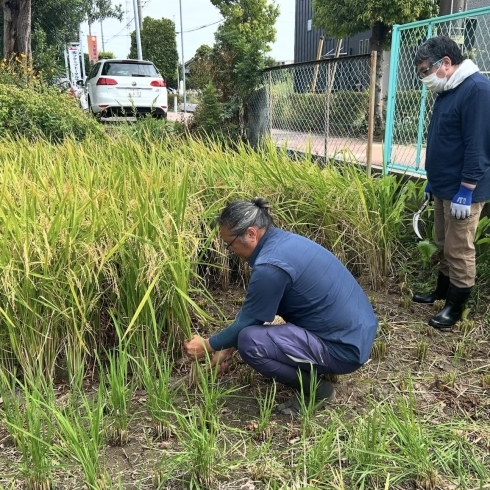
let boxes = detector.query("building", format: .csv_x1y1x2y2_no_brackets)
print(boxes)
294,0,371,63
294,0,490,64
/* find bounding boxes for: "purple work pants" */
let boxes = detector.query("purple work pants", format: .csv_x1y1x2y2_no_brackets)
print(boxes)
237,323,362,384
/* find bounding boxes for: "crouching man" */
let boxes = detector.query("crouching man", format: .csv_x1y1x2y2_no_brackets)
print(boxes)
185,198,378,415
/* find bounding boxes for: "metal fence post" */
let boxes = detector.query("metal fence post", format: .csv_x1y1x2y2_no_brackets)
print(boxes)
366,50,377,177
324,62,330,161
268,70,273,138
414,22,434,172
383,24,401,175
324,40,343,162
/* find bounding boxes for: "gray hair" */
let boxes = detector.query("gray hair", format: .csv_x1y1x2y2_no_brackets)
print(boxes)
414,35,464,66
216,197,273,235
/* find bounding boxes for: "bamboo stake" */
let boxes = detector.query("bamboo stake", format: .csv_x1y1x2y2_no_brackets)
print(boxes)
311,36,324,93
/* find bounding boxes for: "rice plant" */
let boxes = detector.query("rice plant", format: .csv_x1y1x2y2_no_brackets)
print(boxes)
193,356,241,429
0,371,55,490
137,345,177,441
171,406,220,488
416,340,429,362
49,384,109,489
295,415,338,487
253,382,277,440
346,402,391,488
371,340,387,360
100,317,135,446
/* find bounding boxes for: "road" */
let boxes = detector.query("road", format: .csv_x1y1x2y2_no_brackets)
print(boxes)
167,111,193,123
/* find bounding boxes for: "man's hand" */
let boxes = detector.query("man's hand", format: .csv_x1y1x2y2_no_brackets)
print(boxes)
211,348,236,374
424,182,433,202
184,334,213,359
451,185,474,219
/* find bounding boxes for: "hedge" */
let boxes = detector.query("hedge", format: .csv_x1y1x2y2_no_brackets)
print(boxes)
0,84,103,142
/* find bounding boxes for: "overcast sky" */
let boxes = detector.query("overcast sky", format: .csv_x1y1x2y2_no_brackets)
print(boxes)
81,0,295,63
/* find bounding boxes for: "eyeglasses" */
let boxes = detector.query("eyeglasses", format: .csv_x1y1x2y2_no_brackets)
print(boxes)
223,235,239,250
417,59,443,80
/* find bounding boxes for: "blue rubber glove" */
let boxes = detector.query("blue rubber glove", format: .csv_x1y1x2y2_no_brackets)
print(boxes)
424,182,433,202
450,185,473,219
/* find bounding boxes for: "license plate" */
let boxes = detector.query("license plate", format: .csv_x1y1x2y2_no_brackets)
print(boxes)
129,90,141,97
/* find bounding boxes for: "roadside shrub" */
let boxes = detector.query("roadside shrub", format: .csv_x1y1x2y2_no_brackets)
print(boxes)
190,83,239,140
0,84,103,142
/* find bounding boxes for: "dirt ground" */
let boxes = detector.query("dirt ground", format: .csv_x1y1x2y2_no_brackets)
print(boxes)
0,277,489,489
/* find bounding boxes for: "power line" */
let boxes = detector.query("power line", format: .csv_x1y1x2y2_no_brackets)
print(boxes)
176,19,223,34
105,19,134,43
105,0,152,44
104,0,223,47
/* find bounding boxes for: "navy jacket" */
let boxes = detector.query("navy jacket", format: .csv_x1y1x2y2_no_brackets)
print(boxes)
426,72,490,202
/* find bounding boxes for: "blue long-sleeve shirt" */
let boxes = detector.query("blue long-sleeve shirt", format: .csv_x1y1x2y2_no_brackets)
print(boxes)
209,308,263,351
426,72,490,202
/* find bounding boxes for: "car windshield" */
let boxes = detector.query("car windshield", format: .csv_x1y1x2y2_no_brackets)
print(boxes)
101,62,160,77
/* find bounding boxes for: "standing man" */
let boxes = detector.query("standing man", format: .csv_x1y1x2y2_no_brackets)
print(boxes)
412,36,490,329
185,198,378,415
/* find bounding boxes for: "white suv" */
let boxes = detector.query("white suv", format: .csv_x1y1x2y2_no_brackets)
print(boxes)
85,59,168,118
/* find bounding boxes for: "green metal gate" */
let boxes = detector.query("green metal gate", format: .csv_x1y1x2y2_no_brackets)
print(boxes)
384,5,490,175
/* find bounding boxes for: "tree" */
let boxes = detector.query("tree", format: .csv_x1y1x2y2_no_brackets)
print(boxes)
98,50,115,59
3,0,32,58
209,0,279,129
2,0,121,64
312,0,438,135
186,44,213,90
264,55,277,67
129,17,179,87
30,0,90,74
86,0,123,36
32,0,89,48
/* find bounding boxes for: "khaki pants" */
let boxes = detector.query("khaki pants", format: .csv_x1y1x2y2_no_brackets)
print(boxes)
433,197,485,288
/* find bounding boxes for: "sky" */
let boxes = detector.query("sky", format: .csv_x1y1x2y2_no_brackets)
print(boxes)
81,0,295,63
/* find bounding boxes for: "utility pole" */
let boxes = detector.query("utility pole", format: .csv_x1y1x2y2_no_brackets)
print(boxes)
100,20,105,51
133,0,143,59
137,0,143,30
179,0,187,113
174,15,180,92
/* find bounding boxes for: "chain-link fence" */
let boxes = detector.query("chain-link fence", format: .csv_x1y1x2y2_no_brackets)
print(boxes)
385,5,490,174
247,55,372,164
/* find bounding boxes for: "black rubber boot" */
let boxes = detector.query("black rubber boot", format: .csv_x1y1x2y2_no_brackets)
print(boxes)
428,283,472,330
276,370,335,415
413,271,450,304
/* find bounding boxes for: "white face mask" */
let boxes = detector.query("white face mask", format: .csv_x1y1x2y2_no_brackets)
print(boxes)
420,68,447,93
